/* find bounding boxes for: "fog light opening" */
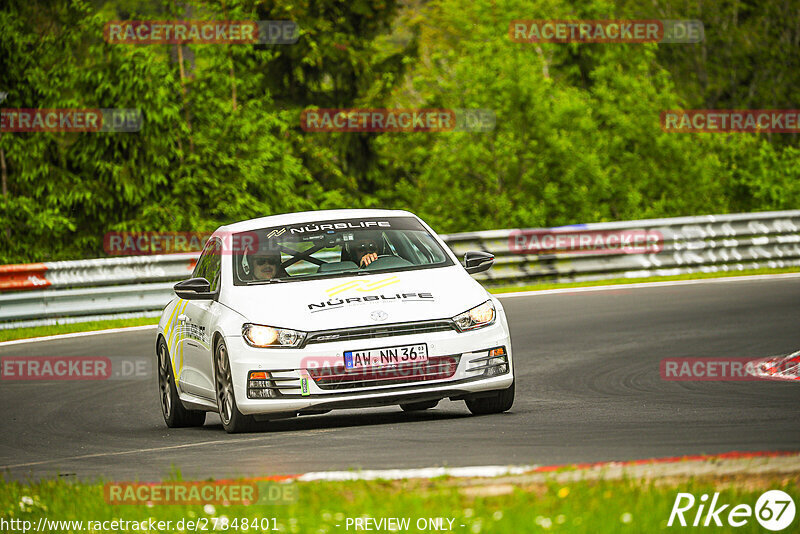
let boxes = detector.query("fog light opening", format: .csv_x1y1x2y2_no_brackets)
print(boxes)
484,347,509,377
248,370,278,399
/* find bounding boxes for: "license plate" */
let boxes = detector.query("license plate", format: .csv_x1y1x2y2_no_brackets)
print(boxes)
344,343,428,370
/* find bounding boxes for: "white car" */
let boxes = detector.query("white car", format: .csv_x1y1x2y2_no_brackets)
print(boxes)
156,209,515,432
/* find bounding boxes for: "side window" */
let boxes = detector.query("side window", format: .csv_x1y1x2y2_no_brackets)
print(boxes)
207,240,222,292
193,239,222,292
192,243,212,280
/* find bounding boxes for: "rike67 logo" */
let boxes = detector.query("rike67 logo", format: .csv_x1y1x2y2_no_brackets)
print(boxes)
668,490,795,531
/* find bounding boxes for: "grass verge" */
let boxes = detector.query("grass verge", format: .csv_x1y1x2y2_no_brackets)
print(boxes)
1,472,797,533
0,317,157,343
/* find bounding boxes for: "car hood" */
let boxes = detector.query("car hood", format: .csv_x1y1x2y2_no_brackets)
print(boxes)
223,266,489,331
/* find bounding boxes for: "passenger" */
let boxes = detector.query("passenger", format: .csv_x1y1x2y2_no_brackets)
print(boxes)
251,250,285,280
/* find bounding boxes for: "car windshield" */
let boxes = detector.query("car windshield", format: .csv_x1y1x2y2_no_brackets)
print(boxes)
233,216,454,285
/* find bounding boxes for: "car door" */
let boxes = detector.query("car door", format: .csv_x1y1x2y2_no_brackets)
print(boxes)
178,238,223,400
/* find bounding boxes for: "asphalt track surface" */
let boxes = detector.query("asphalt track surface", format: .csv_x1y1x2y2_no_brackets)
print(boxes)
1,276,799,481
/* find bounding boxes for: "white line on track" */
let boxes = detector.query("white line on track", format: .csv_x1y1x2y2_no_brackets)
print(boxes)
0,428,343,471
0,436,273,470
495,272,800,298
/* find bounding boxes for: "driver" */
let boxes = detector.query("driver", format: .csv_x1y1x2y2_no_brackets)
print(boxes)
251,250,284,280
351,232,382,268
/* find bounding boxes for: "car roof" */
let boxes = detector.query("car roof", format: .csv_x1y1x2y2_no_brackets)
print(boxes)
214,209,418,234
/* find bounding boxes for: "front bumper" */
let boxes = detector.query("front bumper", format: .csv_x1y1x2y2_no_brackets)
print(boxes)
226,321,514,416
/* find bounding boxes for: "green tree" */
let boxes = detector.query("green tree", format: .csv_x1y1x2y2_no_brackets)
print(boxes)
375,0,735,232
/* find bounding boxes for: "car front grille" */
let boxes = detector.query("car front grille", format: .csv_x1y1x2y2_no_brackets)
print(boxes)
303,319,456,346
307,355,461,390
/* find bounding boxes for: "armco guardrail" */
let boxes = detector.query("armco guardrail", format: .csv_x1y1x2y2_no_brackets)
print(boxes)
0,254,198,291
1,210,798,328
446,210,800,286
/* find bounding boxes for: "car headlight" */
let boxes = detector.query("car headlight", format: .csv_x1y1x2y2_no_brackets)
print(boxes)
452,300,496,332
242,323,306,348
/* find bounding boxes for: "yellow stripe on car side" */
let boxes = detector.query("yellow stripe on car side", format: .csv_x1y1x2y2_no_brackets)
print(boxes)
164,300,187,379
164,300,182,366
164,302,179,355
176,301,189,384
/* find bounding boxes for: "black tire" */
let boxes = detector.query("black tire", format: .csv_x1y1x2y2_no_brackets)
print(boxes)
400,399,439,412
465,380,515,415
157,337,206,428
213,337,257,433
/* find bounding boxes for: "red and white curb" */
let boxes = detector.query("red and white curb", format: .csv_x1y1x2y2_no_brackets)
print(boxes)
246,451,800,483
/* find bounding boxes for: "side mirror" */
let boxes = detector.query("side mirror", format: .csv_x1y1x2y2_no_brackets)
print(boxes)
174,277,214,300
463,251,495,274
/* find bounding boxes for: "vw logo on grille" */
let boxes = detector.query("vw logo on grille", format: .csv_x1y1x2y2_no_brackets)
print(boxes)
370,310,388,322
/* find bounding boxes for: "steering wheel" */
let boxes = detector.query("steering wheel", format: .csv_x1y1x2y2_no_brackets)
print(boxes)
359,254,392,268
364,255,414,270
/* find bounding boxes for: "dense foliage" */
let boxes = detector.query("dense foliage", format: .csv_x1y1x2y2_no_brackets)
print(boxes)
1,0,797,263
